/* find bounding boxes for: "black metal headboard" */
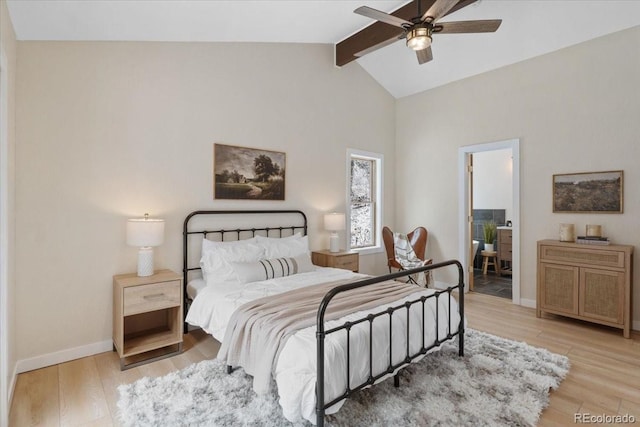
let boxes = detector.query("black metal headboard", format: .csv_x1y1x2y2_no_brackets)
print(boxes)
182,210,308,329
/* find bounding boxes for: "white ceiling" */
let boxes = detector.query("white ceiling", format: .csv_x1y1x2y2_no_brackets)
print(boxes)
6,0,640,98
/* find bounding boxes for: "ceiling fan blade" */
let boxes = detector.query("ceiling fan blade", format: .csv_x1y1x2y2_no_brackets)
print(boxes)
421,0,458,23
355,32,404,57
355,6,412,28
337,0,478,67
416,46,433,64
434,19,502,34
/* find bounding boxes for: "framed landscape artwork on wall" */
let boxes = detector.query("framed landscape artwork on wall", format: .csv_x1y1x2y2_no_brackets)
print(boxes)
552,170,623,213
214,143,285,200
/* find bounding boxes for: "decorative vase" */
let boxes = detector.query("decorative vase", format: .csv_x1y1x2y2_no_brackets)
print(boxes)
485,243,494,252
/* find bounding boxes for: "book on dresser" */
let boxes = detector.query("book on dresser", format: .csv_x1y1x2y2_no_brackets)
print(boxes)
575,236,610,245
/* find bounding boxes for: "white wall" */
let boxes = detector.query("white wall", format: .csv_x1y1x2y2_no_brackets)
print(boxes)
396,25,640,323
0,0,17,419
473,148,513,221
15,41,396,365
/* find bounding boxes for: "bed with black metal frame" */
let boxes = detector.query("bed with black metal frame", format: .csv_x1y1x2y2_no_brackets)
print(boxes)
183,209,465,426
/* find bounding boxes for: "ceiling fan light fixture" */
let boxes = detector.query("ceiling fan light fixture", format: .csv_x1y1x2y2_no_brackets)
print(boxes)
406,26,432,51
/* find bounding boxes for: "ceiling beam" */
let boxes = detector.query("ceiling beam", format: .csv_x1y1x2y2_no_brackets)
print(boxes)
335,0,477,67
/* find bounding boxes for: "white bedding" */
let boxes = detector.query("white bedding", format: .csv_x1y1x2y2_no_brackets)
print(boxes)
186,267,461,425
187,267,363,340
186,278,206,300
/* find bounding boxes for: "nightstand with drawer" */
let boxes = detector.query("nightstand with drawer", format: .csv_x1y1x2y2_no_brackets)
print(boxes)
113,269,183,369
311,250,359,272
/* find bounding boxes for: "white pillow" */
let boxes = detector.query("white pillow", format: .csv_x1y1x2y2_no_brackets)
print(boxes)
255,234,309,259
200,239,265,285
201,236,257,255
231,253,314,284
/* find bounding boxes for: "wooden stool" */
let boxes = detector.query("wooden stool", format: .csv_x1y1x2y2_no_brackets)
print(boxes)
481,250,499,275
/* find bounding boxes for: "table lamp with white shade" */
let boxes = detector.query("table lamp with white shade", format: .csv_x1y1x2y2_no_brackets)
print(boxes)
324,212,345,253
126,213,165,277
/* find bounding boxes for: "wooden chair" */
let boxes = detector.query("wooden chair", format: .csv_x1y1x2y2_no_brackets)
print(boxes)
382,226,432,283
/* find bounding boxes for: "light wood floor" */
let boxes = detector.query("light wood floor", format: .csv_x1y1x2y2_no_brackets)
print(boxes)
9,292,640,426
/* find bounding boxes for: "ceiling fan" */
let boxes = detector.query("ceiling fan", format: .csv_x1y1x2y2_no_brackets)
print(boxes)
353,0,502,64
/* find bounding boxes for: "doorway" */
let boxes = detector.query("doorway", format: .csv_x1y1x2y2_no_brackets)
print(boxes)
1,49,9,425
472,149,513,299
458,139,520,304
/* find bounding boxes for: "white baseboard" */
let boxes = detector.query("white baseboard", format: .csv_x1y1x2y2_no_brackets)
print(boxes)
8,363,16,410
519,298,536,309
15,340,113,374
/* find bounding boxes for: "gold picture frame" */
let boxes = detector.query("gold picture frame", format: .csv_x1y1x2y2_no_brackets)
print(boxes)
213,143,286,200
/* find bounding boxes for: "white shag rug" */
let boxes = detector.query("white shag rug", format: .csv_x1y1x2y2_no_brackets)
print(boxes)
117,329,569,427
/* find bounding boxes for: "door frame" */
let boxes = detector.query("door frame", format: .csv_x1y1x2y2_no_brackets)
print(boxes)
458,138,520,304
0,48,10,425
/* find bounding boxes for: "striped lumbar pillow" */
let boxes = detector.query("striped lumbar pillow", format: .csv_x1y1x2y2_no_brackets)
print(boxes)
231,253,314,284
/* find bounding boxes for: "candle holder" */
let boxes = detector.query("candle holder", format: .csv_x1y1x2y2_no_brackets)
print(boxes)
586,224,602,237
559,224,575,242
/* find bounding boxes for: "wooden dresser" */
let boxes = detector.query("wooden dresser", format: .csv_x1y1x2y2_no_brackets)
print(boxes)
497,227,512,276
537,240,634,338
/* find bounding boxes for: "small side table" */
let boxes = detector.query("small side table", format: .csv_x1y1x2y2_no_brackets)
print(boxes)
113,269,183,370
481,250,499,275
311,250,359,272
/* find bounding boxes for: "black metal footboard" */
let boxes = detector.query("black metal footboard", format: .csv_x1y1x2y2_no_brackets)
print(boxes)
315,259,465,427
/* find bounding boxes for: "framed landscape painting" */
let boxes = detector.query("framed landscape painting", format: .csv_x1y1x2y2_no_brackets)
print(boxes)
214,143,285,200
553,170,623,213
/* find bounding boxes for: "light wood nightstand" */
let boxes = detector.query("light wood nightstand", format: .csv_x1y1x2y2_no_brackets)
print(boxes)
113,269,183,370
311,250,359,272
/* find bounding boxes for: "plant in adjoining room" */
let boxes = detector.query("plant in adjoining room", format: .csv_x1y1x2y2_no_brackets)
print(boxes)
483,221,497,245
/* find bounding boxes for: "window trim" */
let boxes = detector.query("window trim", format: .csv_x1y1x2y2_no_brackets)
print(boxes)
346,148,384,255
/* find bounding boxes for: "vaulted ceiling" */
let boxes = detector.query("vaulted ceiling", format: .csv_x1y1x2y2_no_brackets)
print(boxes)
6,0,640,98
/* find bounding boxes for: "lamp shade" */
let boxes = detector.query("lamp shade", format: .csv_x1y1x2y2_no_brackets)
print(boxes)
127,217,165,247
324,213,345,232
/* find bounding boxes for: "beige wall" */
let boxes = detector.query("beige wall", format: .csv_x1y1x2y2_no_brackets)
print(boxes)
1,0,17,413
396,26,640,323
15,41,396,362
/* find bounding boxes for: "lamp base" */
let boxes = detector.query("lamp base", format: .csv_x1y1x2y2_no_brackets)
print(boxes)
137,247,155,277
329,232,340,253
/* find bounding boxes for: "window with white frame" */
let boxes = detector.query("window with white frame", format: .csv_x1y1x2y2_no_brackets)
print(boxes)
347,149,383,252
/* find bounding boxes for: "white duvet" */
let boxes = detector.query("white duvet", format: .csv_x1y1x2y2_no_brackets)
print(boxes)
186,267,461,425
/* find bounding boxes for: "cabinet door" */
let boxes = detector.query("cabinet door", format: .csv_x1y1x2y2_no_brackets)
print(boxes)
539,263,579,315
499,242,512,261
579,268,625,324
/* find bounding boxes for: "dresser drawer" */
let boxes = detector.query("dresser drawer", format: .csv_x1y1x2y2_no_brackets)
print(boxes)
333,254,359,271
123,280,181,316
500,231,512,244
539,245,625,269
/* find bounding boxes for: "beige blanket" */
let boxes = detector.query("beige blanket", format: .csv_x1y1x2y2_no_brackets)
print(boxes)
217,278,422,394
